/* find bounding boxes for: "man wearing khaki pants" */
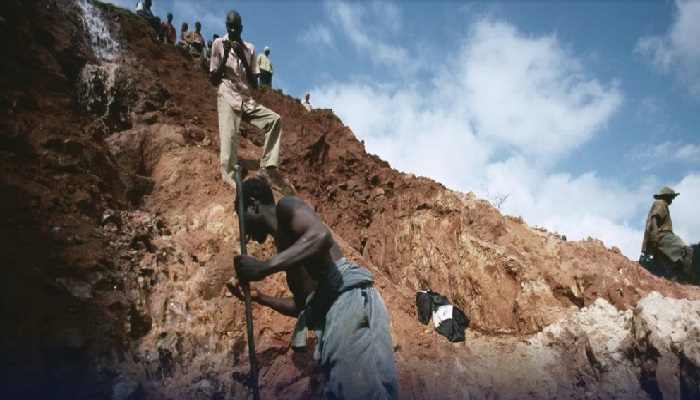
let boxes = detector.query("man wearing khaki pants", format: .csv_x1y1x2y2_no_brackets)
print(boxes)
210,10,282,188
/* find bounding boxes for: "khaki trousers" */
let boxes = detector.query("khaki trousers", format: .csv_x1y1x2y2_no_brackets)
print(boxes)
217,93,282,187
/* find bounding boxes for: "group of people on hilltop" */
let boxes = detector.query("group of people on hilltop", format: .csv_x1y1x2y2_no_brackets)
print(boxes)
135,1,211,64
135,0,281,89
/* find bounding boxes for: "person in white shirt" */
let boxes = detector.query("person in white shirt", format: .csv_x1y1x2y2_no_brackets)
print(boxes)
257,46,273,87
302,92,312,112
210,10,283,188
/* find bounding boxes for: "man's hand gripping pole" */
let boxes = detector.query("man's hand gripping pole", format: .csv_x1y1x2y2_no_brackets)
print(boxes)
234,165,260,400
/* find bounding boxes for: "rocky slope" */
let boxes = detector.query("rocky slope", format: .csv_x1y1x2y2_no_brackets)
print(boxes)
1,1,699,399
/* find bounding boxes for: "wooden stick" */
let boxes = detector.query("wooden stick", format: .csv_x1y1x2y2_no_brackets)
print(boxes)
234,165,260,400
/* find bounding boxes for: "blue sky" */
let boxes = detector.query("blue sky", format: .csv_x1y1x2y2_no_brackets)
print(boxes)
102,0,700,259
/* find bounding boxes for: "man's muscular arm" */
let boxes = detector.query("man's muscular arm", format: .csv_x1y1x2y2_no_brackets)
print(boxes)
235,197,333,281
227,280,300,317
267,197,334,269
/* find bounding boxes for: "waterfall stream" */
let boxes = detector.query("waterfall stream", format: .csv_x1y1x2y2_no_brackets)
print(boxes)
75,0,121,129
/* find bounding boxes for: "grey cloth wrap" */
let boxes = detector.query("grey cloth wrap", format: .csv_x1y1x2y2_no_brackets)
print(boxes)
291,257,374,354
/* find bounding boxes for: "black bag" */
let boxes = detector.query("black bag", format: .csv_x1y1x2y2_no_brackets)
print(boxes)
416,290,470,343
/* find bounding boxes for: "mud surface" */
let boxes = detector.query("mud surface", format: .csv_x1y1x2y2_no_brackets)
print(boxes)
2,1,699,399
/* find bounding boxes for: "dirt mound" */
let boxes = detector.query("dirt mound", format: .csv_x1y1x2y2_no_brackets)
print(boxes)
2,1,700,399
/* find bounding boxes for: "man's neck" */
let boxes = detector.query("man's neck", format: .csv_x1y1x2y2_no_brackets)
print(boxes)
260,205,278,235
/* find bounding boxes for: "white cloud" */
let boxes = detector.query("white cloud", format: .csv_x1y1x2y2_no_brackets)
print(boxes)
672,173,700,246
369,1,402,35
314,83,490,190
316,16,644,257
324,0,418,75
629,140,700,171
300,24,334,49
482,158,647,257
637,0,700,98
677,144,700,162
449,20,622,166
636,37,673,71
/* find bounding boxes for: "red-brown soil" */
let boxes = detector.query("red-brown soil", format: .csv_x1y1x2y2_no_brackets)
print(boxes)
2,1,699,399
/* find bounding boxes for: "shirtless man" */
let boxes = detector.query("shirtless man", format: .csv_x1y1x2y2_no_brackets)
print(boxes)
230,178,398,399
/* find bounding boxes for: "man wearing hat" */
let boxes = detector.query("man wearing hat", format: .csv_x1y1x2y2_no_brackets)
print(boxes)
257,46,273,87
642,187,694,280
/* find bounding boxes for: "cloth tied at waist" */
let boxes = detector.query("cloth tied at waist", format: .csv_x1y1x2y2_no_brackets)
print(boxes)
291,257,373,353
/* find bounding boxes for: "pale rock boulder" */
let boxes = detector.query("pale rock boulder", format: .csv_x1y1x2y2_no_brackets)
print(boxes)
632,291,700,400
531,297,644,398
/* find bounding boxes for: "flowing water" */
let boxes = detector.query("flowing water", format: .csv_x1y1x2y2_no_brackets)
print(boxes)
75,0,120,128
76,0,120,62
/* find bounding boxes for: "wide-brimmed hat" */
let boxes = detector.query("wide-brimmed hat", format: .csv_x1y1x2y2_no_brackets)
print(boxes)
653,186,680,199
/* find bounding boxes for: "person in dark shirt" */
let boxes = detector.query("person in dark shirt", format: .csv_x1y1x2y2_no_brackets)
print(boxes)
161,12,176,44
135,0,162,40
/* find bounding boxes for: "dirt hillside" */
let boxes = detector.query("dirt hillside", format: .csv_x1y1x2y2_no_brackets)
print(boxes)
2,1,699,399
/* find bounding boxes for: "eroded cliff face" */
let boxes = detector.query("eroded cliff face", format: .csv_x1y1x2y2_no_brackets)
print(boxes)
1,1,699,399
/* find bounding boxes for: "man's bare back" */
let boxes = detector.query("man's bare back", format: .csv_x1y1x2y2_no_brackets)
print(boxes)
229,178,398,399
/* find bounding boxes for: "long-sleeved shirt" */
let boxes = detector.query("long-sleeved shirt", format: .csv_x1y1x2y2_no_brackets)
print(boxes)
257,53,273,74
641,199,673,252
210,34,260,110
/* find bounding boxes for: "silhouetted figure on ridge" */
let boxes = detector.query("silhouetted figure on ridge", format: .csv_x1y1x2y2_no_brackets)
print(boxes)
161,12,176,44
177,22,189,48
642,186,694,281
302,91,312,111
186,21,206,61
135,0,162,40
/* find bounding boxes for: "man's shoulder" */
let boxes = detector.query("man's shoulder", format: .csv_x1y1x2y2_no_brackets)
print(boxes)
278,195,304,208
278,196,314,216
244,41,255,53
650,199,669,214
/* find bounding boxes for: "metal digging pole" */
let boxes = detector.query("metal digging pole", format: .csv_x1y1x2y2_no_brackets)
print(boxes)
234,165,260,400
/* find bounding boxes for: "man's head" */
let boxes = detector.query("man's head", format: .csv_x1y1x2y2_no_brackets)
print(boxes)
195,21,202,32
145,0,152,8
167,12,173,23
264,46,270,56
181,22,188,32
236,178,275,243
213,33,219,41
226,10,242,38
653,186,680,204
